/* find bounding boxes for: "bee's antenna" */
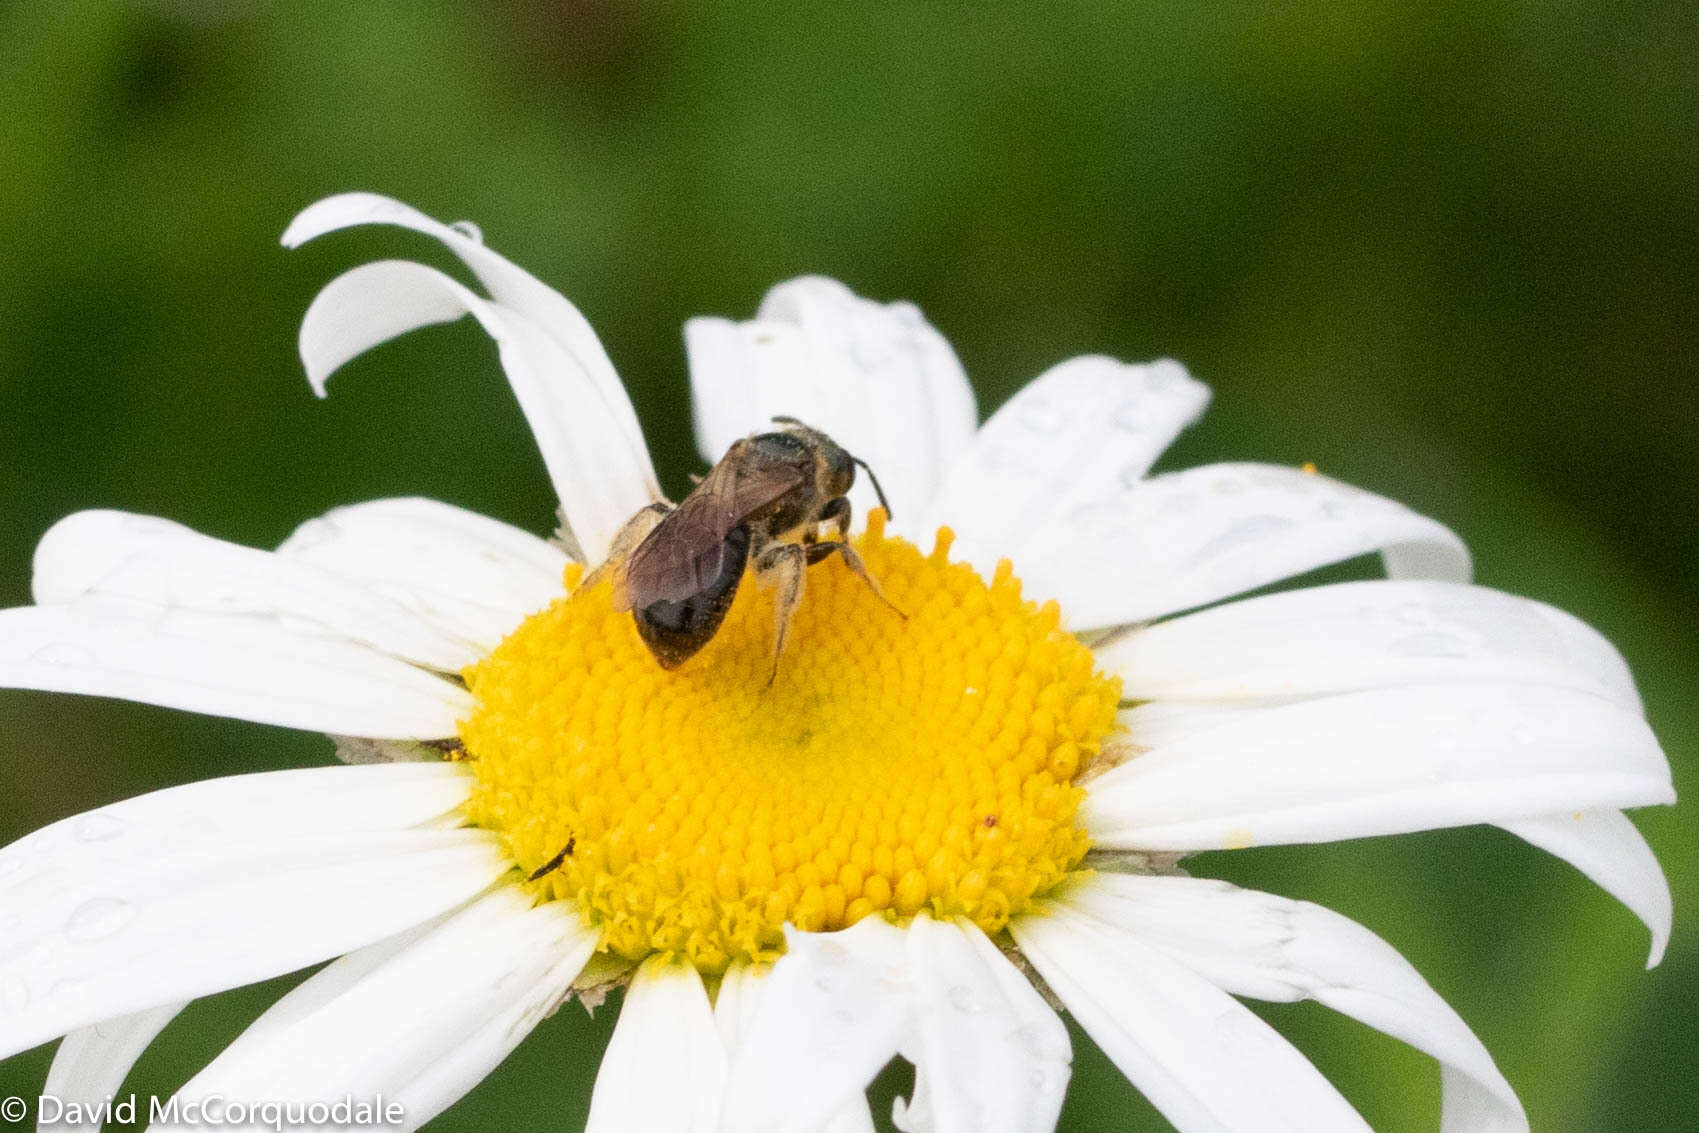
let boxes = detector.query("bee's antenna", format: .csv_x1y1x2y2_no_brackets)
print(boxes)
851,455,893,520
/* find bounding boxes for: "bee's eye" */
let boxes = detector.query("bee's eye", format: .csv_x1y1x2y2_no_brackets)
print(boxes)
750,432,809,459
825,447,856,493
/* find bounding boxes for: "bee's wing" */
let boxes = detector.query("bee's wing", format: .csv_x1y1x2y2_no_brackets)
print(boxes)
619,451,804,608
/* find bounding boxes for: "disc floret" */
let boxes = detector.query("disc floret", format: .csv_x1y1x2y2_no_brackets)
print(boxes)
460,513,1122,973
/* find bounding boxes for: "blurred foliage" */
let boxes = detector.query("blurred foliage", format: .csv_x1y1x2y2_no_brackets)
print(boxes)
1,0,1695,1129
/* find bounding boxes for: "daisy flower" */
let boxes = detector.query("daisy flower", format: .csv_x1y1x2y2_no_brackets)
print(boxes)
0,192,1674,1133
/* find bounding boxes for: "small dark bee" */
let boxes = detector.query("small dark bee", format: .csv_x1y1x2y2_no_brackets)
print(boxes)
588,418,901,675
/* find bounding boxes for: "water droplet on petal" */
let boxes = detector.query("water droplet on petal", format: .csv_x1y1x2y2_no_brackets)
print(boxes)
65,897,135,943
450,220,483,243
946,984,985,1014
73,812,125,843
1395,603,1435,627
1112,401,1151,432
30,644,96,669
1015,1021,1061,1056
1391,631,1471,658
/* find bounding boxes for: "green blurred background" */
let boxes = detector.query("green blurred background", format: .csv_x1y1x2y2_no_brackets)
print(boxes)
1,1,1694,1128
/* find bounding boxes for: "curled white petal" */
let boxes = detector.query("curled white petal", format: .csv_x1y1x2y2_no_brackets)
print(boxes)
294,258,656,563
40,1001,186,1131
723,917,913,1133
903,914,1070,1133
1059,874,1527,1132
292,256,469,394
0,599,471,739
1017,462,1470,629
1098,579,1640,712
33,509,481,672
927,356,1209,575
685,276,976,533
283,192,652,483
1084,683,1674,851
1500,809,1672,968
0,822,509,1061
278,497,568,651
586,954,725,1133
163,890,590,1132
1011,906,1370,1132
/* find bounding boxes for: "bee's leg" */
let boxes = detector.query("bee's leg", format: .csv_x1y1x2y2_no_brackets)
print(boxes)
808,540,906,620
753,542,808,685
580,502,672,597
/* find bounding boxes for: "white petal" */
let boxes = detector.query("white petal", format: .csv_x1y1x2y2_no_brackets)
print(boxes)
1060,875,1527,1132
395,946,591,1128
291,256,469,389
40,1001,186,1131
0,826,509,1060
586,954,725,1133
1113,701,1272,750
283,193,654,494
171,889,592,1131
1084,683,1673,852
685,276,976,532
714,961,879,1133
1500,809,1672,968
0,598,471,739
903,915,1070,1133
277,497,568,651
0,762,474,901
33,510,481,671
1010,906,1370,1133
294,258,657,563
226,914,444,1046
1098,579,1640,712
723,918,913,1133
1017,462,1471,630
925,356,1208,575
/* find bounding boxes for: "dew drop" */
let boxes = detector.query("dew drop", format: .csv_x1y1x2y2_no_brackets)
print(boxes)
1015,1021,1061,1056
30,644,96,669
73,812,125,843
946,984,985,1014
1112,401,1151,432
65,897,135,943
1395,603,1435,627
1390,631,1471,658
450,219,483,243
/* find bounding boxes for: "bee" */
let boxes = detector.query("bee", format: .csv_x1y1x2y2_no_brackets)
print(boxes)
588,418,901,675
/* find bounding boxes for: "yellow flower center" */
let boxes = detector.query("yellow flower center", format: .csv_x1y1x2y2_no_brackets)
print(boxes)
458,512,1121,974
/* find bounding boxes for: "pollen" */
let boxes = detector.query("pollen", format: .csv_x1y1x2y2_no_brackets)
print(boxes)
458,512,1122,974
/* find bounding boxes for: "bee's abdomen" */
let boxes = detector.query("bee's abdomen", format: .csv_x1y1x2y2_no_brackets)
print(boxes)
635,525,751,668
